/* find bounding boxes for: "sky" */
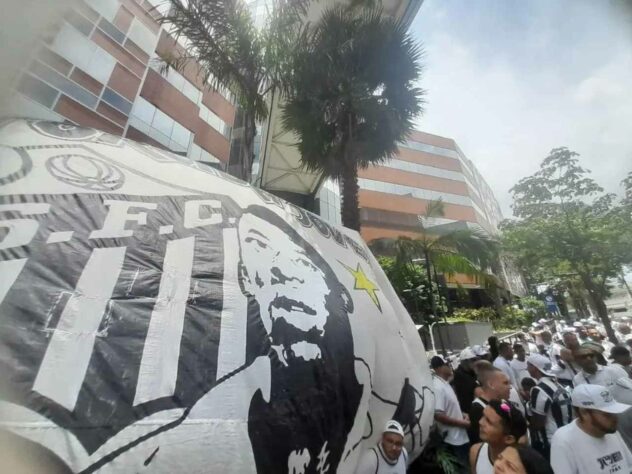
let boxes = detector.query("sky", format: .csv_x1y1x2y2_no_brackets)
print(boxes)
408,0,632,218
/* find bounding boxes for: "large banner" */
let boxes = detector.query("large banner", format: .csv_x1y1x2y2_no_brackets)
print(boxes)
0,120,433,473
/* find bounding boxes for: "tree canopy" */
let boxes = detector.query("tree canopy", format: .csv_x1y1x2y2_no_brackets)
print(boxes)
501,147,632,342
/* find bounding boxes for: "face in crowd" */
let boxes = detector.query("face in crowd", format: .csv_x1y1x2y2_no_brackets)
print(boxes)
574,347,599,374
480,405,518,446
499,343,514,361
381,432,404,461
488,371,512,401
578,407,619,435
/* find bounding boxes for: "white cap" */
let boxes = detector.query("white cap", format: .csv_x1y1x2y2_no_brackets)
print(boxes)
526,354,555,377
383,419,405,437
573,322,583,328
459,347,477,361
571,385,631,414
610,377,632,405
471,345,489,357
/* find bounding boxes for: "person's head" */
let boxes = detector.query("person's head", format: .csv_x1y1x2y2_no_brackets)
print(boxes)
478,364,511,400
499,342,514,361
494,445,554,474
562,331,580,350
520,377,536,400
559,347,574,364
430,355,453,381
479,400,527,447
237,206,352,366
459,347,478,371
513,343,526,361
572,385,631,437
573,344,601,374
540,331,552,345
526,354,555,380
610,345,632,367
619,324,631,336
381,420,405,461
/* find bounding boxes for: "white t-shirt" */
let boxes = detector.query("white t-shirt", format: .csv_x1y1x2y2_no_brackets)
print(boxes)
355,443,408,474
510,358,530,385
494,356,519,389
551,419,632,474
573,364,629,388
530,376,572,442
433,375,469,446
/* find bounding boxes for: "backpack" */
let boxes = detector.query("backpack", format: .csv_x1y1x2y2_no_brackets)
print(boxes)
533,379,572,428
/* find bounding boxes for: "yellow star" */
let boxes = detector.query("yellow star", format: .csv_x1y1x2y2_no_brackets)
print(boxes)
340,261,382,312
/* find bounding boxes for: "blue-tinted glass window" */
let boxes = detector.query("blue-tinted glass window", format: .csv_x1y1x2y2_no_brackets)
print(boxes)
98,18,126,45
102,87,132,115
17,73,59,109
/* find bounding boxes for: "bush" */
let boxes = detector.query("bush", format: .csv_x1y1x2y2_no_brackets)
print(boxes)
450,306,532,331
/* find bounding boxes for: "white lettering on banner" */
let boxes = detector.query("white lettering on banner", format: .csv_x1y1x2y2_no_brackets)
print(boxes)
133,236,195,406
183,199,223,229
32,246,127,411
0,258,27,304
0,203,51,250
90,200,158,239
216,228,248,379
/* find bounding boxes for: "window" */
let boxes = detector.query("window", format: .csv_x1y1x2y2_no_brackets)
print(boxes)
30,61,98,109
17,74,59,109
152,107,174,137
98,18,126,45
358,178,473,207
400,140,460,160
85,0,119,22
199,104,231,138
127,18,158,55
131,97,194,154
102,88,133,115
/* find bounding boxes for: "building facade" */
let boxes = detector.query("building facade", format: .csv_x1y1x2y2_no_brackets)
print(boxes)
4,0,235,168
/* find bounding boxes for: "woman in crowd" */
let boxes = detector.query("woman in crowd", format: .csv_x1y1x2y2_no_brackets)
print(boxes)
469,400,527,474
493,445,553,474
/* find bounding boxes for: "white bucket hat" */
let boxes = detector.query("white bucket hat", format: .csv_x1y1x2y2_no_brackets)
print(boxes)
526,354,555,377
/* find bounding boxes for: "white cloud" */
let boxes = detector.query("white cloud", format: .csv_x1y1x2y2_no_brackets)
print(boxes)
410,0,632,218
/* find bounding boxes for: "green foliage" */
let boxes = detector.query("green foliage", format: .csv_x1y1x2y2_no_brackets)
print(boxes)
377,256,443,323
450,306,531,330
520,296,546,320
161,0,306,180
281,6,423,229
501,147,632,342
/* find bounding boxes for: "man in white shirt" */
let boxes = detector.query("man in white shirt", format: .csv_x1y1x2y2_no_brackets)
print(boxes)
609,345,632,378
573,343,628,388
494,342,519,389
431,356,470,471
510,343,530,386
355,420,408,474
551,384,632,474
527,354,572,459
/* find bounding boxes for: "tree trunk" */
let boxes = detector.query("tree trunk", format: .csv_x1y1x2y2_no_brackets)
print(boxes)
621,270,632,299
424,250,437,317
340,159,360,231
239,112,256,182
580,272,618,344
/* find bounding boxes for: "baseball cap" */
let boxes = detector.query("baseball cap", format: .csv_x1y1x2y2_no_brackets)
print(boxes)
580,341,605,354
526,354,555,377
430,355,449,370
609,345,630,359
459,347,477,361
471,345,489,357
571,385,631,414
383,420,405,438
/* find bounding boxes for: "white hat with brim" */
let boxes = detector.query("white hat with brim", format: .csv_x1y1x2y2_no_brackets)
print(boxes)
471,345,489,357
384,419,405,438
526,354,555,377
572,384,632,414
459,347,477,361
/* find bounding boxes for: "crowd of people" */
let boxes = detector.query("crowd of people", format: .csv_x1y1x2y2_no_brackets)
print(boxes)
426,317,632,474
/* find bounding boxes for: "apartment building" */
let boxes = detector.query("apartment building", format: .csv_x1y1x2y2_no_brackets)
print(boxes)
4,0,235,167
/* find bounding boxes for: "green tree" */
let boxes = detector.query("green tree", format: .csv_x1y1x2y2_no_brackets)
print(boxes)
280,6,423,230
370,199,499,318
377,256,437,324
501,147,632,343
161,0,304,180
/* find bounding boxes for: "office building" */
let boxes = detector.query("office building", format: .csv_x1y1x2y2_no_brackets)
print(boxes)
3,0,235,167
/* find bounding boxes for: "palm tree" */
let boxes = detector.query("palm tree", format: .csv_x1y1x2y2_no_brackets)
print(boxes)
369,199,499,317
280,6,424,231
160,0,304,181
